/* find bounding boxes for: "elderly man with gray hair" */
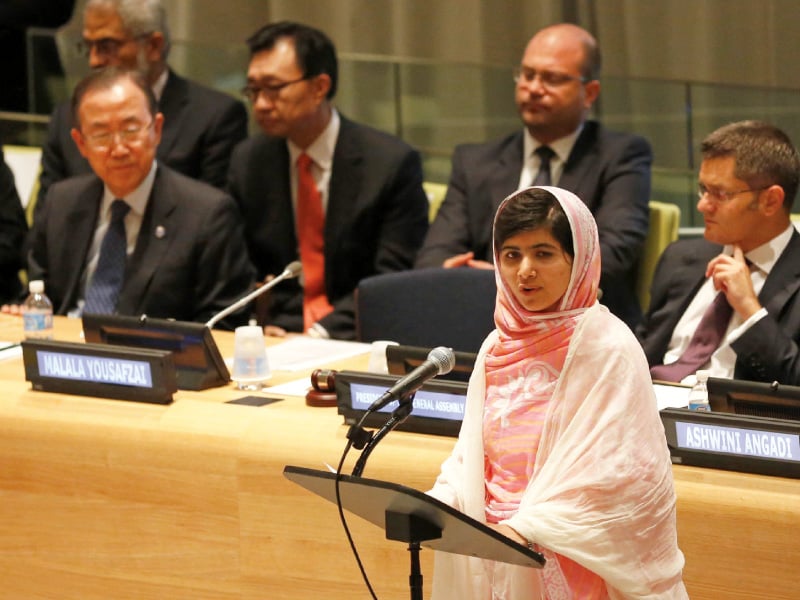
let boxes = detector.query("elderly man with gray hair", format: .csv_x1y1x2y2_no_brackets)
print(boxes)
34,0,248,218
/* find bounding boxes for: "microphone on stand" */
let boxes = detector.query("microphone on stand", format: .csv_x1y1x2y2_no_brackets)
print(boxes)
366,346,456,412
205,261,302,329
349,347,456,477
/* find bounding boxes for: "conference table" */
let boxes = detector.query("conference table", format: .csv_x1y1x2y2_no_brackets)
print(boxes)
0,315,796,599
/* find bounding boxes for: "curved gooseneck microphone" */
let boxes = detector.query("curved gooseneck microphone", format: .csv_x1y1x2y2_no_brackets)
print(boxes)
205,261,302,329
366,346,456,412
350,347,456,477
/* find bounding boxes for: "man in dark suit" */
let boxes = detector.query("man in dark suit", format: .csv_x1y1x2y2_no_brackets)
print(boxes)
28,67,254,327
35,0,248,219
415,23,651,329
638,121,800,386
227,21,428,340
0,147,28,303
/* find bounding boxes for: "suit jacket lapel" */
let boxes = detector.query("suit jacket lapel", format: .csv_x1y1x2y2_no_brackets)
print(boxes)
558,121,598,192
759,229,800,312
470,132,523,255
61,179,103,313
268,141,296,256
116,168,177,314
327,117,362,252
648,242,718,358
488,131,524,215
155,70,188,159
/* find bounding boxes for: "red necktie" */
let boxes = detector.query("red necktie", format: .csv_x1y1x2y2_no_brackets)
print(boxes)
296,153,333,330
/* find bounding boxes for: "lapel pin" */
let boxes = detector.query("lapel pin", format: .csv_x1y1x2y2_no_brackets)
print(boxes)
155,225,166,239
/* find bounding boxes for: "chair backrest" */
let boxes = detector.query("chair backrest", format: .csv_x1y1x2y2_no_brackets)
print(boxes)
356,267,496,353
3,145,42,223
637,200,681,312
422,181,447,223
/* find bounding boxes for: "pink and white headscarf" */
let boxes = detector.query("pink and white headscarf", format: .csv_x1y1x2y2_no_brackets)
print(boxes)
486,185,601,394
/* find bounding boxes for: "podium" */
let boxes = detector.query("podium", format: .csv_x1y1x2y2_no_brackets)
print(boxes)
284,465,544,599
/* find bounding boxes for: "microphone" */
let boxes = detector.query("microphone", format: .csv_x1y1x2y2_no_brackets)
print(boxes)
205,261,302,329
367,346,455,412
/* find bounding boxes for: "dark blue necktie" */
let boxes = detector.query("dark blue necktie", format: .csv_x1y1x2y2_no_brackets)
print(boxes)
531,146,555,187
84,199,130,314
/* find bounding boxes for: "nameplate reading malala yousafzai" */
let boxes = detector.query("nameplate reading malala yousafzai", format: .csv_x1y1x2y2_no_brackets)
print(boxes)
22,339,177,404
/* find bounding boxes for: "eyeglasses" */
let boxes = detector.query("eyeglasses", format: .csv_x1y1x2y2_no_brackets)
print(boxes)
697,183,768,204
81,120,154,151
76,34,151,58
513,66,588,89
241,77,308,102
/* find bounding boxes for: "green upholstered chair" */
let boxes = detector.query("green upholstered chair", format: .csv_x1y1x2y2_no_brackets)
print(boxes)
637,201,681,312
422,181,447,223
3,144,41,225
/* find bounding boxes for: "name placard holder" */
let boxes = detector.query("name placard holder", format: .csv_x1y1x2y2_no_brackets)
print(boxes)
336,370,467,437
22,339,178,404
660,407,800,478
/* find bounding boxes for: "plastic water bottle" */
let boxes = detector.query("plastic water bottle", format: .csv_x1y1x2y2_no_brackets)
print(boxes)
22,280,54,340
687,369,710,411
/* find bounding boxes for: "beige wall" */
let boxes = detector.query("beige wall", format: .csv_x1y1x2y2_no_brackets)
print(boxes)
160,0,798,88
65,0,800,88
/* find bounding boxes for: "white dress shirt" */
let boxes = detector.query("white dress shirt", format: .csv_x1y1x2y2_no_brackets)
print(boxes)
518,125,583,190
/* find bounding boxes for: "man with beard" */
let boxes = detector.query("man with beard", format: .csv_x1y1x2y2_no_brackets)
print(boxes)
34,0,247,219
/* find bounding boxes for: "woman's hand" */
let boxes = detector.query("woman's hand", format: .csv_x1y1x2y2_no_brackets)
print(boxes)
488,523,529,546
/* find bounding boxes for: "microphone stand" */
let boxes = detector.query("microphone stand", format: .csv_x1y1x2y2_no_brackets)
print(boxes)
351,393,415,478
205,264,299,329
351,393,429,600
337,388,430,599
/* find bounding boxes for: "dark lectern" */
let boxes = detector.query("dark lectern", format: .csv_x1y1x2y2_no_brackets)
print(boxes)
284,465,544,599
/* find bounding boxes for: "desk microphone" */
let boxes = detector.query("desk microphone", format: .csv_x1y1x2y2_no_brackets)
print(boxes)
367,346,455,412
205,261,302,329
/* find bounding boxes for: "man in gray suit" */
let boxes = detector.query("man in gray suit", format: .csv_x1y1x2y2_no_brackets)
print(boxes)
35,0,248,217
415,23,652,329
227,21,428,340
28,67,254,327
639,121,800,386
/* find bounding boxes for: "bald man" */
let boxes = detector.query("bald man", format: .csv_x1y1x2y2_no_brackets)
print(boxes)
416,23,652,329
